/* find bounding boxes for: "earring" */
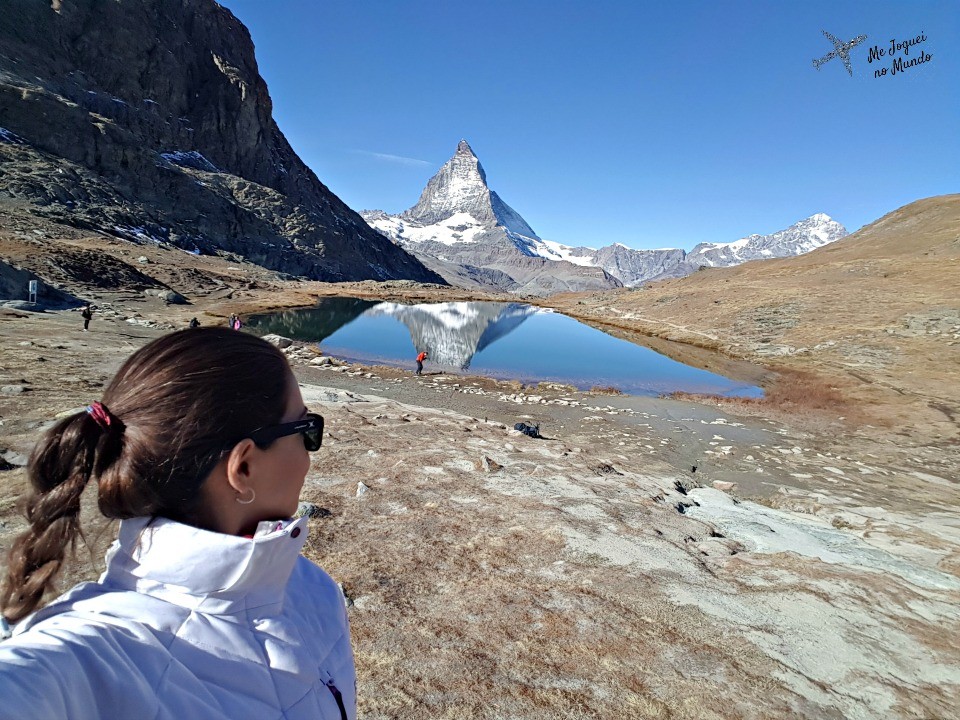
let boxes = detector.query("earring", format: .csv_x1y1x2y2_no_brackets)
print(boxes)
236,488,256,505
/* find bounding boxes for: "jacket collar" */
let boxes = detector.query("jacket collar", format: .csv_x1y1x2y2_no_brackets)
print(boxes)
100,515,309,615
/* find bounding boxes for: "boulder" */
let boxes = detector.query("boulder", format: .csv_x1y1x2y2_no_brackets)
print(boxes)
142,288,187,304
262,334,293,349
295,502,331,519
1,450,29,467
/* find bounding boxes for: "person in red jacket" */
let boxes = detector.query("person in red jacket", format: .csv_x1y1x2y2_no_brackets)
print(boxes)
415,350,428,376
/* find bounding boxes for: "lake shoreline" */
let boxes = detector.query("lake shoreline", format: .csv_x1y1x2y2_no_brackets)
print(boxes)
247,297,767,399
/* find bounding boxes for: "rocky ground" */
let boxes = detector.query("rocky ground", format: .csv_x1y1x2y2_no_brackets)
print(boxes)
0,277,958,718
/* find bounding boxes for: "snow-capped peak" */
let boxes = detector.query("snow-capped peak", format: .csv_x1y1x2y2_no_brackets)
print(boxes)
398,139,539,240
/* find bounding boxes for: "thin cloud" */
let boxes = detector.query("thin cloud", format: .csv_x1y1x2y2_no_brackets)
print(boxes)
351,149,433,167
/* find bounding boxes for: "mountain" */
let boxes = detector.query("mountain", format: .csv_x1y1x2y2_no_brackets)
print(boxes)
363,140,846,291
533,215,849,286
646,213,849,283
362,141,622,296
0,0,443,284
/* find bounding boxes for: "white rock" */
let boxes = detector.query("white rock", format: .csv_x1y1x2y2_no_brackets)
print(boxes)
262,334,293,349
356,482,369,497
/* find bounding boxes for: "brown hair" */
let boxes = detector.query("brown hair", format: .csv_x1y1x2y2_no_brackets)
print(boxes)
1,328,291,622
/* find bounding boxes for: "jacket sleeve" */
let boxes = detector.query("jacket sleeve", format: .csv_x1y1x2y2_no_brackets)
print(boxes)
0,618,166,720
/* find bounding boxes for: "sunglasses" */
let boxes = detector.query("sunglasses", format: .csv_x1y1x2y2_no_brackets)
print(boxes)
248,412,324,452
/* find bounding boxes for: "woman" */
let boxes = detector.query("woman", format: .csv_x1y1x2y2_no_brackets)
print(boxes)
0,328,355,719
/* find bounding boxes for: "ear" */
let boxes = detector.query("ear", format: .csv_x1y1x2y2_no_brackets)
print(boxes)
224,438,258,495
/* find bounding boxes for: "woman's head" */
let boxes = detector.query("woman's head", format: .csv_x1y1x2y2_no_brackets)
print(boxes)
2,328,305,622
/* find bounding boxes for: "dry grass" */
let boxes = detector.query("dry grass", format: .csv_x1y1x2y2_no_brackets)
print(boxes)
669,366,871,435
299,409,810,720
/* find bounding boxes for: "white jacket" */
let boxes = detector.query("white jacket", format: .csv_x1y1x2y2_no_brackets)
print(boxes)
0,515,356,719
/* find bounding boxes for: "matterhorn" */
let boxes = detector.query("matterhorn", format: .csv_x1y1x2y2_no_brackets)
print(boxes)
362,141,622,295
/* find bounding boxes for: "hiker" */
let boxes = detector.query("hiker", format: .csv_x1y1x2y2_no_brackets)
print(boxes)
228,313,237,328
232,315,243,331
188,317,200,329
416,349,428,376
0,328,356,719
80,305,93,331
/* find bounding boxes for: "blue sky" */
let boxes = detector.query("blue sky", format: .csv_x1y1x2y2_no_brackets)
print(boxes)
221,0,958,250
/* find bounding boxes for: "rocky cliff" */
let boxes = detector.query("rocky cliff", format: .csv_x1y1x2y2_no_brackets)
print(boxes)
363,141,622,296
0,0,444,283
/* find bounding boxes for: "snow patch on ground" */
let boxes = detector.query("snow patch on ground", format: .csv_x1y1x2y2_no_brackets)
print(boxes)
158,150,220,173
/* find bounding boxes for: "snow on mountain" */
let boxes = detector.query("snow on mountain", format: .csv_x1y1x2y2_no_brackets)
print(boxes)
651,213,849,282
401,140,540,241
362,140,621,295
365,210,487,246
526,213,848,286
362,139,847,292
536,239,598,267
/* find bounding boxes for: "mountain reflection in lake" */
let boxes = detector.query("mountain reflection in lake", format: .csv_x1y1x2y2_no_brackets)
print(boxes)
247,298,762,398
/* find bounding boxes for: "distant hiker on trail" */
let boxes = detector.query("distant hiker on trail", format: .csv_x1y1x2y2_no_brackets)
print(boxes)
416,350,428,376
80,305,93,332
228,314,237,328
232,315,243,331
189,317,200,329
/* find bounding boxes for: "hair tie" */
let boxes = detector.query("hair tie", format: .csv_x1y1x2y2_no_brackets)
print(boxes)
86,402,112,431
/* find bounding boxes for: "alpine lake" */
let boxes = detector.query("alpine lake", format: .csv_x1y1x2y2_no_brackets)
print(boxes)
247,297,763,398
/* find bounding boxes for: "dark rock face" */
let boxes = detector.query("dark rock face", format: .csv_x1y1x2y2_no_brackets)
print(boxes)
0,0,444,284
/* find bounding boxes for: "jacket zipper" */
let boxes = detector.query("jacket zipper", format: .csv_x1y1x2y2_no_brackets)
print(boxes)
325,678,347,720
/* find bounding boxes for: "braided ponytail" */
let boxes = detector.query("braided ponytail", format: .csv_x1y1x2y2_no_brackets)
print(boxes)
1,407,123,623
1,328,290,623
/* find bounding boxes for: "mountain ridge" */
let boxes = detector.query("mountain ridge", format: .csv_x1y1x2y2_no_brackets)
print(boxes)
364,140,847,291
0,0,444,284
